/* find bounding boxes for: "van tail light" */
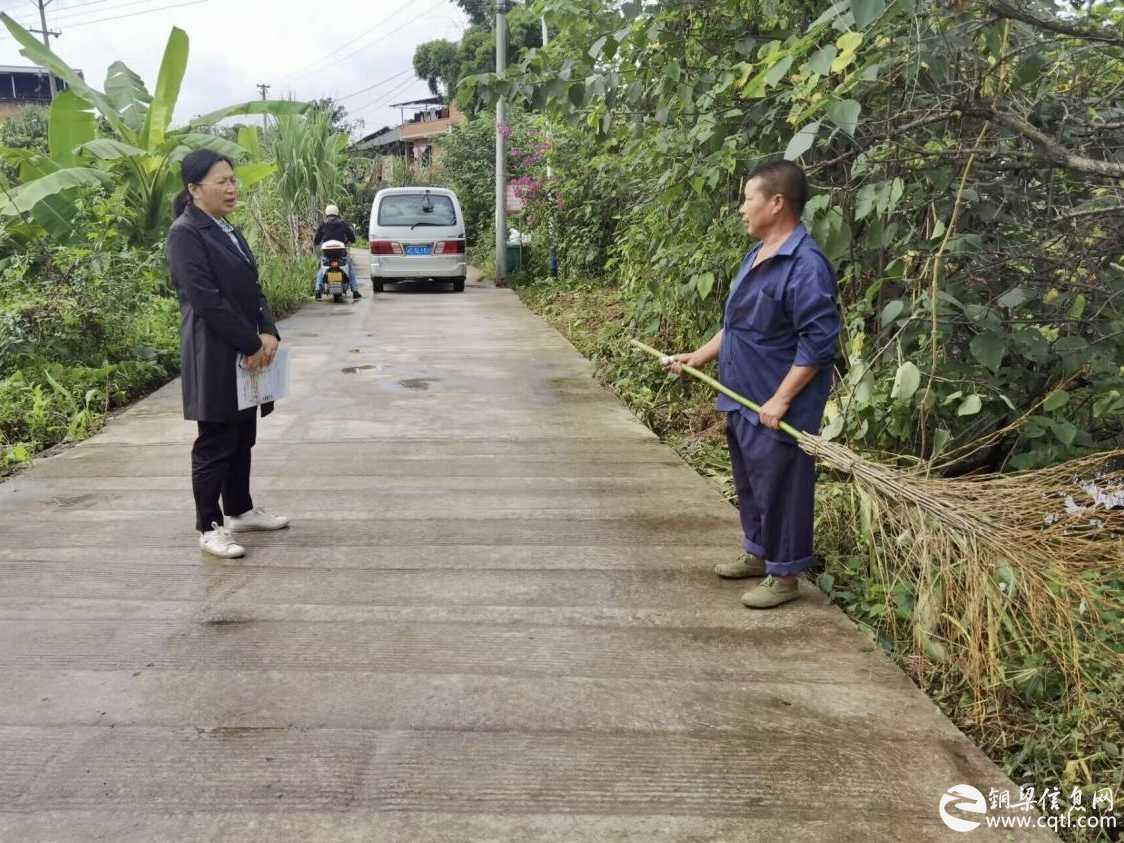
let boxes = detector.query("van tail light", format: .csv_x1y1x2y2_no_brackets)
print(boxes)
434,239,465,255
370,240,401,255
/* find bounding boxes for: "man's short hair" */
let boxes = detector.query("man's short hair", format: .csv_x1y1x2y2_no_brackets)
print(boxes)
748,160,809,215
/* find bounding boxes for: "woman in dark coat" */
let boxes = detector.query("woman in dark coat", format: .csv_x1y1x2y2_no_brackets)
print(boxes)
166,148,289,559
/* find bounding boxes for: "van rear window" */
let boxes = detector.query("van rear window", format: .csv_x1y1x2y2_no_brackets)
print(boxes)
377,194,457,227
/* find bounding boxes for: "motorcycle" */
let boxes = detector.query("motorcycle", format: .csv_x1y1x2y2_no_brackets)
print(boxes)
316,240,351,302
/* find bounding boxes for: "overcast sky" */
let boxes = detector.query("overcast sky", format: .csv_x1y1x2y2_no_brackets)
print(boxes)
0,0,470,137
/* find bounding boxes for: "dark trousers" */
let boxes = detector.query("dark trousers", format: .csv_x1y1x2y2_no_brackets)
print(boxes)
192,410,256,533
726,411,817,576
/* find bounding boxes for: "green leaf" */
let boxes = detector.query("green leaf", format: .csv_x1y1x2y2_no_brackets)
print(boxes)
1053,336,1089,355
810,1,852,29
816,572,835,594
590,36,609,59
880,299,905,327
1013,328,1050,364
784,121,821,160
1068,294,1087,319
930,428,951,458
169,132,245,161
765,55,794,86
997,287,1027,309
233,162,277,190
30,193,79,241
695,271,715,301
740,68,770,99
1043,391,1069,411
827,99,862,137
851,0,887,29
75,138,148,160
104,61,151,133
836,31,864,53
855,183,878,221
237,126,262,161
142,27,188,149
47,90,96,167
957,395,983,416
853,368,875,404
811,206,852,263
947,233,983,254
0,166,113,218
186,99,307,130
808,46,838,76
969,331,1006,374
891,361,921,401
1047,419,1077,446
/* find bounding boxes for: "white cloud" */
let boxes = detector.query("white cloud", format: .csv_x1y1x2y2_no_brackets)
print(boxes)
0,0,469,135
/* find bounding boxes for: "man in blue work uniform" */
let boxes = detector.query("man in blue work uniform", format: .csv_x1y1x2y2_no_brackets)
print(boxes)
666,160,840,609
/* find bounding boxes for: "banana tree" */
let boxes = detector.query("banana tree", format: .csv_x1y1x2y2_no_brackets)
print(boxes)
0,13,307,244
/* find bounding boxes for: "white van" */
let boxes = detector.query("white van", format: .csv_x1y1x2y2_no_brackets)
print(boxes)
368,187,467,292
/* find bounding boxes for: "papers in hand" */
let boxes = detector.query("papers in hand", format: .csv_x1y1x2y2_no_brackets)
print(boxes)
236,344,291,410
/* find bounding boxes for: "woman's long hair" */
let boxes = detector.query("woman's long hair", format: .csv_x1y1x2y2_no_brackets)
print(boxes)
172,149,236,218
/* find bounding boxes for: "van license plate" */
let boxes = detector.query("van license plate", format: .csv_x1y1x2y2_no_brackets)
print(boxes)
405,245,432,256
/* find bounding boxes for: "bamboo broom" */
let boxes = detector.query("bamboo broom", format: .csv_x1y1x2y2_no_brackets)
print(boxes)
630,338,1123,716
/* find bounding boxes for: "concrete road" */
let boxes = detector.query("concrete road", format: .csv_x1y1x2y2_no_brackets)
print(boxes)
0,267,1057,841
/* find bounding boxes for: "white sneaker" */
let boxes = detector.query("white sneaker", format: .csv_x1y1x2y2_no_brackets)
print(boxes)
227,506,290,532
200,522,245,558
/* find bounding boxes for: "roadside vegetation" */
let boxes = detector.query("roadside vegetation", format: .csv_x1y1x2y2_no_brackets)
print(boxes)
430,1,1124,838
0,14,339,469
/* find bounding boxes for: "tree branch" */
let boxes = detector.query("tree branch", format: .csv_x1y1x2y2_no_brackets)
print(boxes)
984,0,1124,47
964,105,1124,178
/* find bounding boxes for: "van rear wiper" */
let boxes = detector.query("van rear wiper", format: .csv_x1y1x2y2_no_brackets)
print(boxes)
410,222,443,229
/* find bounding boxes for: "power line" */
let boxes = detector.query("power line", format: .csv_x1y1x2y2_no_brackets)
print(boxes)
335,67,415,103
350,77,428,120
55,0,209,28
50,0,111,14
277,1,415,84
281,0,448,86
49,0,158,25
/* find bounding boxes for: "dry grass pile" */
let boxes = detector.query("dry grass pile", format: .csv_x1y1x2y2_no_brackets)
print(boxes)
807,438,1124,724
631,339,1124,728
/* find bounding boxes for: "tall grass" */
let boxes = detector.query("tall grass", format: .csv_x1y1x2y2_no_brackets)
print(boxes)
267,108,350,254
259,254,317,319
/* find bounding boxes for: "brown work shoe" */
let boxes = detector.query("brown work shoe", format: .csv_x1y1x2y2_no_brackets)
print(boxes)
741,575,800,609
715,553,767,579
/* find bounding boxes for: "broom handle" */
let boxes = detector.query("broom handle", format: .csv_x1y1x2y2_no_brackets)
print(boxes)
629,339,808,442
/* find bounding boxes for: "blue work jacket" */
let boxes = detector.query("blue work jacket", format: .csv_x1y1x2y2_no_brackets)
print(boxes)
717,223,840,442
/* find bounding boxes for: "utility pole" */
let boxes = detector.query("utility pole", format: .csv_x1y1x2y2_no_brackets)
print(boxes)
30,0,59,100
494,0,508,285
256,82,270,131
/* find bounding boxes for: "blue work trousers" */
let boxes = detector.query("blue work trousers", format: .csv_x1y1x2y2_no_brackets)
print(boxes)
726,412,817,576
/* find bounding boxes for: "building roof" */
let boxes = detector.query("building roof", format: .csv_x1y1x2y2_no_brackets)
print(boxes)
0,64,55,74
387,95,444,108
354,125,401,149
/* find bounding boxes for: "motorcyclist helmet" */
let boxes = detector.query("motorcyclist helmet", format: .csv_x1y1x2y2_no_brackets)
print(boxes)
324,204,339,217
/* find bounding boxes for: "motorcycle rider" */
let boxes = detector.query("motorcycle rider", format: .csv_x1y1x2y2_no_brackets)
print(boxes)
313,204,360,300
